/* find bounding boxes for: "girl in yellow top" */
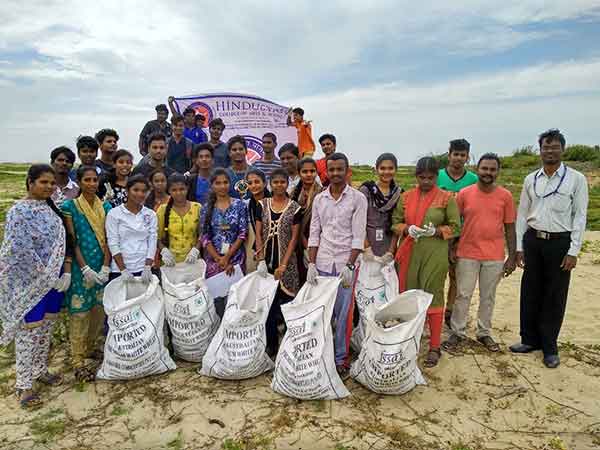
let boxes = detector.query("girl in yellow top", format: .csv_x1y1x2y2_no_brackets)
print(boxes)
157,174,203,265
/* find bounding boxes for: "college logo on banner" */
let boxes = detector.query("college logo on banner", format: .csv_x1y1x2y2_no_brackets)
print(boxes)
187,101,213,128
172,93,298,165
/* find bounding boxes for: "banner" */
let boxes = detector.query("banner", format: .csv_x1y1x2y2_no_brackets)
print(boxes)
172,93,297,164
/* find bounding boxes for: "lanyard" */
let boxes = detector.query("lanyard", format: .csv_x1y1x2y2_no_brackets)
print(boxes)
533,167,566,199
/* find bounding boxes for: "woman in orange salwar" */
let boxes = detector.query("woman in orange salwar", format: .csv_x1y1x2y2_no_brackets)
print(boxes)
392,157,460,368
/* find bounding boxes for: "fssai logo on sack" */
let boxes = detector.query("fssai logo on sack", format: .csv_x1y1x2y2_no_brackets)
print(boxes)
187,101,213,128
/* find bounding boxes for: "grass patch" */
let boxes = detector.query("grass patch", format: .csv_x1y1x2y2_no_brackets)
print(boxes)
166,430,184,450
110,404,129,416
29,408,67,444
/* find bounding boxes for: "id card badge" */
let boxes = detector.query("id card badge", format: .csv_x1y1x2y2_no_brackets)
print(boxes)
375,229,384,241
221,242,230,254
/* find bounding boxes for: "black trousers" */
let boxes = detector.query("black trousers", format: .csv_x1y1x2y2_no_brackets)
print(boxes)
520,230,571,356
266,286,294,355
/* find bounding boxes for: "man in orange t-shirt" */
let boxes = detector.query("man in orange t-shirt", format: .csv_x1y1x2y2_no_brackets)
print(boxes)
316,133,352,187
287,107,315,157
443,153,517,353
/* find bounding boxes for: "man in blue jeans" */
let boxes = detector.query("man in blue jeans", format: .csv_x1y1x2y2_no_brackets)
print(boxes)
307,152,367,380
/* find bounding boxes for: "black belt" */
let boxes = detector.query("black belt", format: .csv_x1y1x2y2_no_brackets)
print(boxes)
528,228,570,240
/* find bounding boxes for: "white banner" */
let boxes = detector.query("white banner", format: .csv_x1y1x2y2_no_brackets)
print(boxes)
172,93,297,163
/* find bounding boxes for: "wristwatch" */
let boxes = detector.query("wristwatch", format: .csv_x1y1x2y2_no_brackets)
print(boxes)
346,263,355,271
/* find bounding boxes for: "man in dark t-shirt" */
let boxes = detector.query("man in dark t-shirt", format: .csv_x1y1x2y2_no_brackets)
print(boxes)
132,132,176,179
167,115,193,174
138,104,172,156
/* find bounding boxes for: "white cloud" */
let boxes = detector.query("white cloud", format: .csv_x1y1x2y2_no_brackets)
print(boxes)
0,1,599,164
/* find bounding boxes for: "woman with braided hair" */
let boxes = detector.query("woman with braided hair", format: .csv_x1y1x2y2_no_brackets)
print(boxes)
157,174,202,267
255,168,303,357
200,168,248,317
0,164,73,408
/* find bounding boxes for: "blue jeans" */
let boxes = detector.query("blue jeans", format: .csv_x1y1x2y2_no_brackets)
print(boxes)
318,266,355,367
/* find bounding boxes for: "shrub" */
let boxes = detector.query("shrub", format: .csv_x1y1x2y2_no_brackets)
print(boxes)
563,145,600,162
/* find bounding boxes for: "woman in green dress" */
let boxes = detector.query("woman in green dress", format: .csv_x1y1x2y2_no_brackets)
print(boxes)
392,157,460,368
61,165,112,381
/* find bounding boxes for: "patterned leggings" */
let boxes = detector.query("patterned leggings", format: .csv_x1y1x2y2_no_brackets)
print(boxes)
15,319,54,390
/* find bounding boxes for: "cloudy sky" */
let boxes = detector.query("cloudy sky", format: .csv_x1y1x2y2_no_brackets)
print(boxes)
1,1,600,164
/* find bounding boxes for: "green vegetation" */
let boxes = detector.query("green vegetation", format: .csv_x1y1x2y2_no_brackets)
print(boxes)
0,154,598,237
166,430,184,450
351,147,600,231
29,408,67,444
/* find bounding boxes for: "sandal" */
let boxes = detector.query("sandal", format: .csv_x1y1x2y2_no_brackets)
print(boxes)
477,336,500,352
16,390,42,409
424,349,441,368
37,371,63,386
74,367,96,383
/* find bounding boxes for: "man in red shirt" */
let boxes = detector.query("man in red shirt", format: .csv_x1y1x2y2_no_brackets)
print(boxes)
316,134,352,187
443,153,517,352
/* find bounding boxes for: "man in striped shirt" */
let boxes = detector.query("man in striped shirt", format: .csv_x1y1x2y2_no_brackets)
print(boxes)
252,132,282,180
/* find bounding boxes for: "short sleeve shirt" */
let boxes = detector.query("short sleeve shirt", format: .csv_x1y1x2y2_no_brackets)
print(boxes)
437,168,478,193
456,185,516,261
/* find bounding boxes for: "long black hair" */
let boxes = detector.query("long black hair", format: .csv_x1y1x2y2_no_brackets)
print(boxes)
26,164,74,257
291,157,317,201
162,174,188,249
202,168,230,236
144,168,167,209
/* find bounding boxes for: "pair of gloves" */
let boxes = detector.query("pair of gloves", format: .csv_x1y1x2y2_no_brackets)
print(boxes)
120,265,153,283
53,264,111,292
407,223,436,241
160,247,201,267
362,247,394,265
306,263,354,288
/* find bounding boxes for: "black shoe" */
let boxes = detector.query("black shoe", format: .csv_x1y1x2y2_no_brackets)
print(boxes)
509,343,540,353
442,334,463,350
543,354,560,368
336,365,350,381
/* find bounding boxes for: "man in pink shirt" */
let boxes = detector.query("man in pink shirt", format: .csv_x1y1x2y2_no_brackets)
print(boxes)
307,153,367,379
443,153,517,352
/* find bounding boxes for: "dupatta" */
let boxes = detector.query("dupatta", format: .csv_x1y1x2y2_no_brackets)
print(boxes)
0,201,65,344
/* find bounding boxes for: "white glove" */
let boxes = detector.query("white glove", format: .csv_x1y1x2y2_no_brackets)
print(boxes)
378,252,394,265
184,247,200,264
340,265,354,288
82,265,98,287
103,182,115,202
120,269,133,282
257,260,268,277
141,265,153,283
160,247,176,266
421,222,437,238
363,247,375,262
95,266,110,284
408,225,425,241
54,272,71,292
306,263,318,285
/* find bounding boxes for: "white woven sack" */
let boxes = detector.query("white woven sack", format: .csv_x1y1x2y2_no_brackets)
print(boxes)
271,276,350,400
350,289,432,395
97,275,176,380
199,271,278,379
351,258,398,352
161,260,219,362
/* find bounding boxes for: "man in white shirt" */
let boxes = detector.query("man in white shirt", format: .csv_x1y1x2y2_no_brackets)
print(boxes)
510,129,589,369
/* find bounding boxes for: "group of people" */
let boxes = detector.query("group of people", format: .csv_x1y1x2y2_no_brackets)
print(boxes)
0,103,588,410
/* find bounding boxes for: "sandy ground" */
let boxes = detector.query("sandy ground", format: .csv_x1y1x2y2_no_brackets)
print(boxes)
0,233,599,450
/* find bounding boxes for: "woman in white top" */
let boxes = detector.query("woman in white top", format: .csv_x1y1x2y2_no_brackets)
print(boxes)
106,174,157,283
